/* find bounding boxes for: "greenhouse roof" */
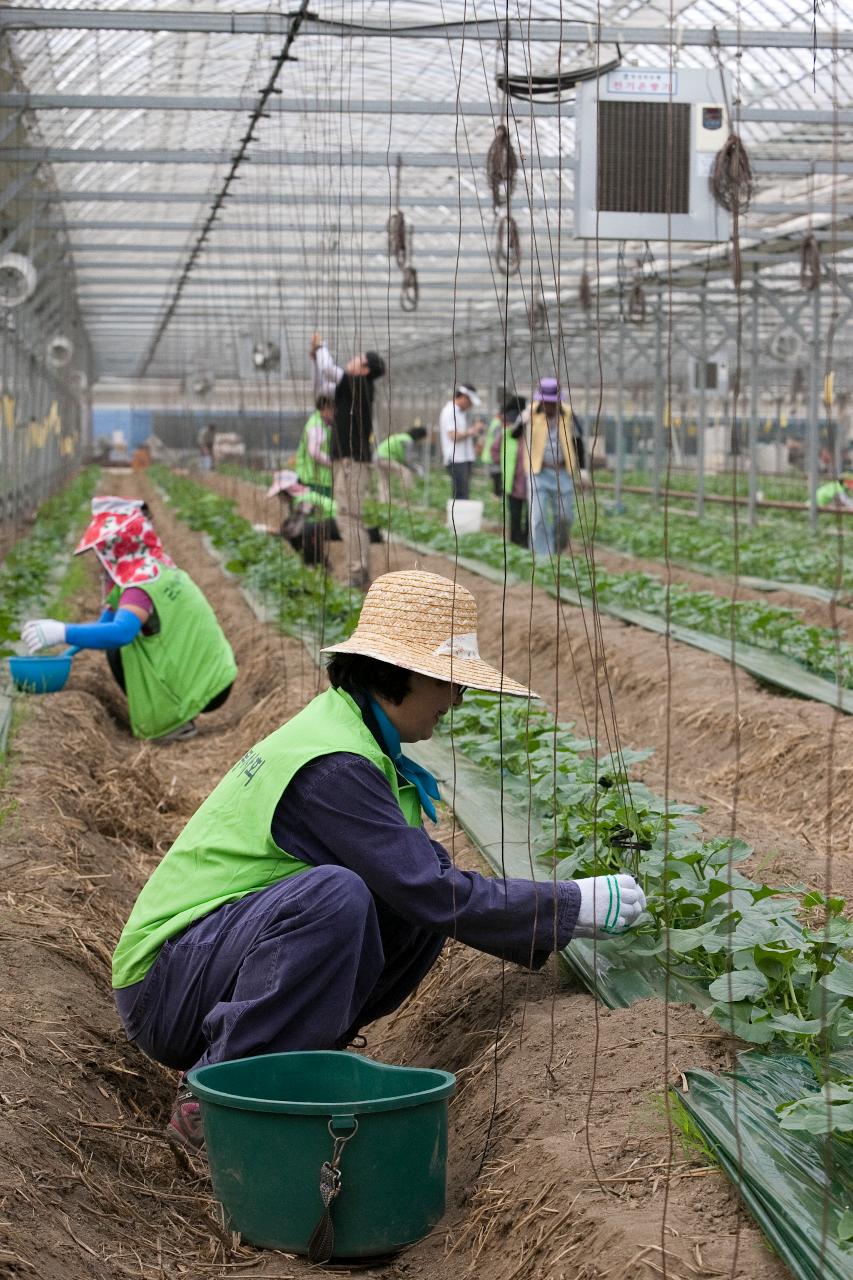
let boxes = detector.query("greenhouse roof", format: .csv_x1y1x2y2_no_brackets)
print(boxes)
0,1,850,386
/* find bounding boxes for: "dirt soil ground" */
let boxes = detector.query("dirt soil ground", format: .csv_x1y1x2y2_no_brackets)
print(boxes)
0,465,841,1280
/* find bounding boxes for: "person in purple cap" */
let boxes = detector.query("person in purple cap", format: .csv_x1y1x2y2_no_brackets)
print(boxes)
525,378,585,559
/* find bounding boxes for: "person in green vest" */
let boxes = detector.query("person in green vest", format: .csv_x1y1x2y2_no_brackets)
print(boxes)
480,412,504,496
109,568,646,1153
375,424,428,501
266,468,338,567
295,394,335,496
490,395,528,546
22,497,236,743
816,476,853,509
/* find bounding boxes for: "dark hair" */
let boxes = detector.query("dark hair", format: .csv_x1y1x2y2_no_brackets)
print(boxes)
365,351,386,380
408,425,428,442
326,652,411,704
502,395,526,418
315,393,334,412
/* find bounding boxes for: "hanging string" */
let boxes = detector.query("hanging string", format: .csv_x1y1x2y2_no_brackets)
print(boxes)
799,232,822,291
386,154,407,268
400,227,419,312
485,123,517,210
494,213,521,276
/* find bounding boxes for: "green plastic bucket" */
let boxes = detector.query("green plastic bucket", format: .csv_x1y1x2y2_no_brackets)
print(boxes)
187,1051,456,1258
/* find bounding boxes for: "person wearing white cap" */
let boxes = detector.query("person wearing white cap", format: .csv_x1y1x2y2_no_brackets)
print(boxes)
111,569,645,1154
438,384,484,500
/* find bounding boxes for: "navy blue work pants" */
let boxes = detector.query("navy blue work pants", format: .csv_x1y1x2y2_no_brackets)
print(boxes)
114,866,445,1072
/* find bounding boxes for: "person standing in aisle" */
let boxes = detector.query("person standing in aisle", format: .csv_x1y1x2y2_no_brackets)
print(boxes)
376,425,428,501
197,423,216,472
295,395,335,497
526,378,585,560
310,331,386,589
491,396,528,546
480,409,505,497
439,384,483,501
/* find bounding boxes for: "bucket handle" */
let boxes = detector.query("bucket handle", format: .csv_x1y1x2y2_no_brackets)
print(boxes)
307,1115,359,1265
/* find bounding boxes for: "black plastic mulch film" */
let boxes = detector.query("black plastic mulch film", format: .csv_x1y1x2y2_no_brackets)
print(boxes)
680,1052,853,1280
409,736,853,1280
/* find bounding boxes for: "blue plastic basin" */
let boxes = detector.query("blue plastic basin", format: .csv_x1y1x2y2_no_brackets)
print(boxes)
8,646,79,694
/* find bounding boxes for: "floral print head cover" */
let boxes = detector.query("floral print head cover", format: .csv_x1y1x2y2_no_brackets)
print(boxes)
74,496,175,586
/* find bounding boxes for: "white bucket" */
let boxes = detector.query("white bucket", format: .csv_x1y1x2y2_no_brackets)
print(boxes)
446,498,484,534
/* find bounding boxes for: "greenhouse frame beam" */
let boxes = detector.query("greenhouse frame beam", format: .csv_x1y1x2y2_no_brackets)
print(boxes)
7,147,853,177
3,93,852,128
2,146,566,170
2,10,850,49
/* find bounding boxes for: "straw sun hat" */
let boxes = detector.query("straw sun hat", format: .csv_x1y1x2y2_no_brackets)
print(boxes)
322,570,534,698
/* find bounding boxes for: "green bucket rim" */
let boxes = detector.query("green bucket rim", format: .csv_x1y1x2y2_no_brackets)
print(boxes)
187,1051,456,1117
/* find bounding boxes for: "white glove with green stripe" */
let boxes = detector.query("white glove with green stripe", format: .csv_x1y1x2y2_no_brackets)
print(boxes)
573,874,646,938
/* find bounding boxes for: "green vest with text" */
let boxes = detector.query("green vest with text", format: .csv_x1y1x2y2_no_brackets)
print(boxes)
499,431,520,496
817,480,845,507
376,433,410,465
480,415,502,464
109,568,236,741
296,411,333,491
111,687,422,988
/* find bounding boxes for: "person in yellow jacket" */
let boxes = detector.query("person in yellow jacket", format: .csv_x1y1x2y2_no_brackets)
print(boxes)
525,377,585,558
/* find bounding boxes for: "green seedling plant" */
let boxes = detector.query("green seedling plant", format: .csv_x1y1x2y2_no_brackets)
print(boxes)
439,691,853,1065
0,467,100,657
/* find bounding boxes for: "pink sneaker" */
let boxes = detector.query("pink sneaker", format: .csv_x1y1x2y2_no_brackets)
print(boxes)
167,1078,204,1155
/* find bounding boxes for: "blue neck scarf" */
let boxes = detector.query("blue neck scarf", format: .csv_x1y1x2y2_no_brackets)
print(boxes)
368,697,441,823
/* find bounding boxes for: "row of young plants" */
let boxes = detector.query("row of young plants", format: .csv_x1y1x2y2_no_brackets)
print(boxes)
375,505,853,690
409,470,852,591
439,691,853,1244
0,466,100,658
440,691,853,1055
150,466,361,648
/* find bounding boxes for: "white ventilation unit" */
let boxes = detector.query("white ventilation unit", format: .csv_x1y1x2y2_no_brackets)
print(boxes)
575,68,731,242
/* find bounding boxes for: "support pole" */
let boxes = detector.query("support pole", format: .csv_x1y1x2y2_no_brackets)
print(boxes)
697,285,707,520
807,282,822,533
615,304,625,510
747,266,760,527
653,289,664,505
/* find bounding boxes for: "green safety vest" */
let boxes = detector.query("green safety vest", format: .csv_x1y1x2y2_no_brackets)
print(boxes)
816,480,845,507
499,430,520,496
376,433,410,465
295,411,333,491
108,568,237,741
480,416,502,464
294,488,337,520
111,686,422,988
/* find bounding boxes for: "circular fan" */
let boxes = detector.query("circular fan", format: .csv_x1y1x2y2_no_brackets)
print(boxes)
252,340,280,372
769,328,802,362
190,371,214,397
0,252,38,307
46,335,74,368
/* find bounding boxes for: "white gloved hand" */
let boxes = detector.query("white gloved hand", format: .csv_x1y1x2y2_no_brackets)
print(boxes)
21,618,66,653
573,873,646,938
